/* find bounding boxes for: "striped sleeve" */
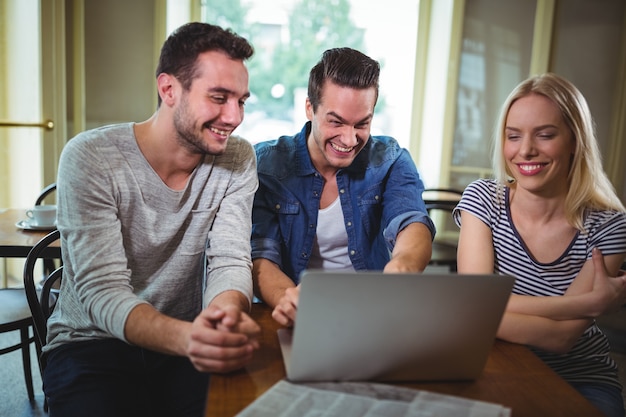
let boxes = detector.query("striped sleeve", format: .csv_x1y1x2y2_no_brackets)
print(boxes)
453,179,504,229
586,210,626,258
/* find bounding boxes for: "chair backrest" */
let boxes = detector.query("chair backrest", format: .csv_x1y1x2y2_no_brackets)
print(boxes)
23,229,62,351
35,183,57,206
422,188,463,213
423,188,463,272
35,183,59,278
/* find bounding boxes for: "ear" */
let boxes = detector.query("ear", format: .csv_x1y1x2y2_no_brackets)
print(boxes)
305,97,313,121
157,73,177,107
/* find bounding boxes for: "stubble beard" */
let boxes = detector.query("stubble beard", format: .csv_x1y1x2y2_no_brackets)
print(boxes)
173,98,226,156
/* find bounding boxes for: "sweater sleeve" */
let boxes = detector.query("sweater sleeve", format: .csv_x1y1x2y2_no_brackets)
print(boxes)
55,128,148,343
203,137,258,308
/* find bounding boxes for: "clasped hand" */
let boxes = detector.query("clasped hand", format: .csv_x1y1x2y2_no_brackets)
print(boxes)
187,304,260,373
591,248,626,315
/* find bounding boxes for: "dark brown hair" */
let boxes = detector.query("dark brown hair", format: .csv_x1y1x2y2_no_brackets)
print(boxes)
307,47,380,112
155,22,254,106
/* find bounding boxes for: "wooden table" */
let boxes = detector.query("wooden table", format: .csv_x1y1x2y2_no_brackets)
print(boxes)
0,208,60,258
205,303,603,417
1,208,60,287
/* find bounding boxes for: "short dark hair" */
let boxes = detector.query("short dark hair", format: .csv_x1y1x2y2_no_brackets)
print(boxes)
307,47,380,112
155,22,254,106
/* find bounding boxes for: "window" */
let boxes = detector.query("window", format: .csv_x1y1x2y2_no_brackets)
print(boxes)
447,0,626,197
200,0,420,148
449,0,536,190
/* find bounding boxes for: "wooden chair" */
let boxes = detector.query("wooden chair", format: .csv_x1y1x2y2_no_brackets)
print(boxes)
0,185,58,403
23,229,62,367
423,188,464,272
23,229,62,411
35,183,58,277
35,183,57,206
0,289,39,401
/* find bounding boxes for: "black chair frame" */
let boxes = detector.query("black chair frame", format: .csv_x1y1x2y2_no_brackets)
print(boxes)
423,188,463,272
35,183,58,277
23,229,62,370
35,183,57,206
0,298,38,400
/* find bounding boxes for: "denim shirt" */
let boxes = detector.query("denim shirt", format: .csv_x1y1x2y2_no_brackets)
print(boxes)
251,122,435,284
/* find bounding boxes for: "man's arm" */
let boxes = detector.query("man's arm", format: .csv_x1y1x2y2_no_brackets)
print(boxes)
125,290,259,373
384,222,432,273
253,258,299,327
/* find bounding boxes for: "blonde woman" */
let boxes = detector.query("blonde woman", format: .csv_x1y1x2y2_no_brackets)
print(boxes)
454,73,626,417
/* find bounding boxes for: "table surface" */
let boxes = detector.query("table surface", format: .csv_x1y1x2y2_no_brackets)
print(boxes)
205,303,603,417
0,208,60,258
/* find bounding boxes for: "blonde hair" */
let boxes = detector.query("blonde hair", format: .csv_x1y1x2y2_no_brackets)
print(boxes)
492,73,625,231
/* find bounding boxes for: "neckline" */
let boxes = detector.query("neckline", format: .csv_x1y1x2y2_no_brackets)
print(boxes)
504,186,580,266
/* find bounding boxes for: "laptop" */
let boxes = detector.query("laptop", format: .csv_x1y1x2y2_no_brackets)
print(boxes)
278,270,515,382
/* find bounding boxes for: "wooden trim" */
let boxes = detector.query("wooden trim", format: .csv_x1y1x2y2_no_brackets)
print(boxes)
0,1,7,205
189,0,201,22
438,0,465,187
72,0,86,137
529,0,556,75
154,0,168,111
408,0,432,164
40,0,67,187
606,7,626,201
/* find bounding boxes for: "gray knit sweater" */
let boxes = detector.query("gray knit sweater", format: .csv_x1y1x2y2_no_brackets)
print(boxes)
46,123,257,352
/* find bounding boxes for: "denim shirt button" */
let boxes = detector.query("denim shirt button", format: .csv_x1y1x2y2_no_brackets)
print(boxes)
375,195,380,200
339,189,345,194
275,204,280,210
301,252,308,258
350,250,356,256
346,221,352,227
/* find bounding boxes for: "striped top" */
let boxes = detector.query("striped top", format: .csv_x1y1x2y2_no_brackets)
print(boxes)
454,179,626,389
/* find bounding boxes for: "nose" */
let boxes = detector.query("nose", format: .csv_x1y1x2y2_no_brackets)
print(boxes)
340,125,360,147
221,100,244,127
518,135,537,158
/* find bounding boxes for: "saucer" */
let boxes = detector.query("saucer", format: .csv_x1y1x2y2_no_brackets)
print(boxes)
15,219,57,231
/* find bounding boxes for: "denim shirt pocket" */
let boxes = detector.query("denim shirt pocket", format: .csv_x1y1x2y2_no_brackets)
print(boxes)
274,200,301,246
357,183,383,239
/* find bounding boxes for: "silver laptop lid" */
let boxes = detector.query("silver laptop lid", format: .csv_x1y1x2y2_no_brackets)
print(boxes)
280,271,515,382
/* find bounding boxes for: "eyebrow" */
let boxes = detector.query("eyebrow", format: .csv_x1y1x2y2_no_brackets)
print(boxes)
505,124,558,132
327,111,373,125
209,87,251,100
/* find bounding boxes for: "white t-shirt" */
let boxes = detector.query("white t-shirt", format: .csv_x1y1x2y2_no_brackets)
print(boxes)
308,196,354,271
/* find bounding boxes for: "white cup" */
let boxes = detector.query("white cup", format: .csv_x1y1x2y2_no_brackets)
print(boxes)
26,205,57,227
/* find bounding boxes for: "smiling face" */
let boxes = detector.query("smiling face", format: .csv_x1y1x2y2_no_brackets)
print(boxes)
503,93,576,197
305,81,376,177
173,50,250,155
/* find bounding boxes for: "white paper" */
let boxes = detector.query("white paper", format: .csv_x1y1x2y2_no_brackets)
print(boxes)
236,380,511,417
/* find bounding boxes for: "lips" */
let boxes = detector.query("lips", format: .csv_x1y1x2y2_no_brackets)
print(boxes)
517,163,546,175
330,142,355,153
209,126,231,139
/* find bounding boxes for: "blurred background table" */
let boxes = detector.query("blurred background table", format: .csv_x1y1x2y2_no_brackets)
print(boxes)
0,209,60,287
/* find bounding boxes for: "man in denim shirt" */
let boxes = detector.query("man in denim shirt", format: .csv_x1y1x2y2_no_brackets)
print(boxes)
252,48,435,327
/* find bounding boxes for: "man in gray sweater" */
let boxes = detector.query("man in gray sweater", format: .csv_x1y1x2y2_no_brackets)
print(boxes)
44,22,260,417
